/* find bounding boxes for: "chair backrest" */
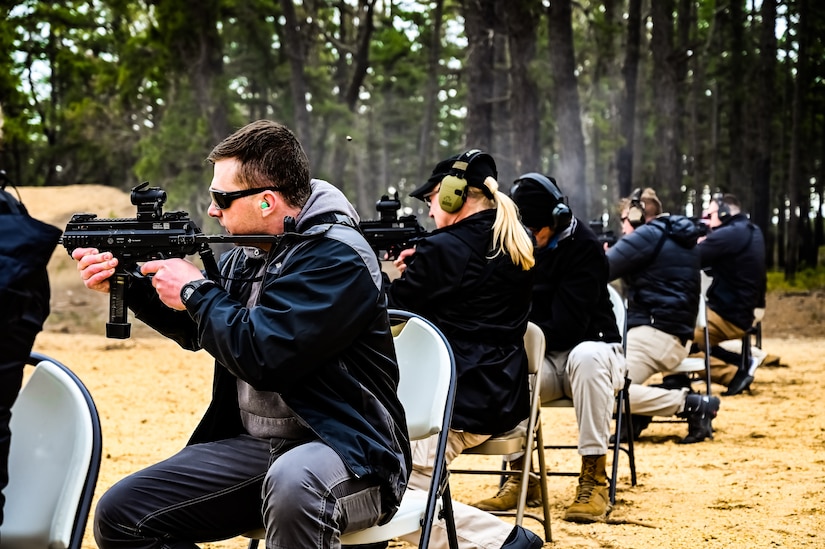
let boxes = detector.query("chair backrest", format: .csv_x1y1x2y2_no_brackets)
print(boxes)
4,355,102,549
696,294,707,328
389,311,456,441
607,284,628,350
387,310,457,549
523,322,546,376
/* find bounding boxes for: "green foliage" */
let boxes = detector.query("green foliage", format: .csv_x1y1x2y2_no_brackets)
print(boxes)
0,0,821,280
767,267,825,292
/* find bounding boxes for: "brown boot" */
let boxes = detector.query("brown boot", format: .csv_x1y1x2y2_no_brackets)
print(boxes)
471,458,543,511
562,455,612,523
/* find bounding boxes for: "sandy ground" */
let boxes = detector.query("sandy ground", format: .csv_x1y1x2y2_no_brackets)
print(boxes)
13,185,825,548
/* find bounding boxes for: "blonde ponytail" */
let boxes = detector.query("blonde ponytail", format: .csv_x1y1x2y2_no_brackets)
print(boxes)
471,178,535,271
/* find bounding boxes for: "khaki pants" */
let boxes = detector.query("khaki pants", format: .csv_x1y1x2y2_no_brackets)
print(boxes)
693,308,746,386
540,341,626,456
625,325,691,416
401,431,514,549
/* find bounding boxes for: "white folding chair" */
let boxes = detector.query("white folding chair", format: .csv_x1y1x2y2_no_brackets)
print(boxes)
542,284,637,505
247,309,459,549
3,353,102,549
448,321,552,542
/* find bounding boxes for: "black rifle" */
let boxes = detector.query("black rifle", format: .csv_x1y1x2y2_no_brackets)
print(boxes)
589,220,617,247
61,182,279,339
359,193,428,260
689,216,711,238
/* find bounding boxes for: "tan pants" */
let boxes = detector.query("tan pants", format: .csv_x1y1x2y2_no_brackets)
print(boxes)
693,308,746,386
625,325,691,416
401,430,514,549
540,340,626,456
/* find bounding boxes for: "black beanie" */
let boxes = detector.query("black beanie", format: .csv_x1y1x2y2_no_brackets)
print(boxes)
512,180,560,229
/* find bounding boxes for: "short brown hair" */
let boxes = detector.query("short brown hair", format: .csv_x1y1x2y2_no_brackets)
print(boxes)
207,120,311,208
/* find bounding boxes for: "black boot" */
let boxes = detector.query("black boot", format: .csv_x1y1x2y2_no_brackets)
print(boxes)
654,373,693,391
500,525,543,549
724,356,760,396
678,393,720,444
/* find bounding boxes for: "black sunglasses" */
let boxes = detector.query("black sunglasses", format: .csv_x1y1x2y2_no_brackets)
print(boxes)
209,186,281,210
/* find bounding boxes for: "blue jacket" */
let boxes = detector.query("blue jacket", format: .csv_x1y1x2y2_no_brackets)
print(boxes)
698,213,767,330
129,182,410,519
606,215,701,342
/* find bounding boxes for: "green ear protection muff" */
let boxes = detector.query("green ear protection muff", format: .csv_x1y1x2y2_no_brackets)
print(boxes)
438,172,469,213
437,149,495,213
626,188,646,228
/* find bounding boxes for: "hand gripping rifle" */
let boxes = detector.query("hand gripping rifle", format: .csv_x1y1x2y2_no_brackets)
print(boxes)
359,193,427,260
61,182,279,339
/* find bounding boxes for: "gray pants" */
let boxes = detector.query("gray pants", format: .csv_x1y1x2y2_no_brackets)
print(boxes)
94,435,383,549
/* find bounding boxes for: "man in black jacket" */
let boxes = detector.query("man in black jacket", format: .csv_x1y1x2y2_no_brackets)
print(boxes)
606,188,720,444
71,120,410,548
475,173,626,524
0,176,61,526
696,193,767,395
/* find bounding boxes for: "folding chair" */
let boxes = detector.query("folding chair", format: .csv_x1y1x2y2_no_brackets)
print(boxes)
246,309,459,549
542,284,637,505
448,321,552,541
3,353,103,549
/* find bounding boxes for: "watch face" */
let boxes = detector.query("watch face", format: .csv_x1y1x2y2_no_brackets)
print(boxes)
182,286,195,302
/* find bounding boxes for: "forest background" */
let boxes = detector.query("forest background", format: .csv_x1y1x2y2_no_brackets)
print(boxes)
1,0,824,280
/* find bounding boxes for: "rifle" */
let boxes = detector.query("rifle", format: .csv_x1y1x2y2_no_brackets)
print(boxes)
589,220,617,247
61,182,279,339
359,193,428,260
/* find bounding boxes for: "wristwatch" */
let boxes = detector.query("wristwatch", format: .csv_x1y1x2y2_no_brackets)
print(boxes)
180,279,217,307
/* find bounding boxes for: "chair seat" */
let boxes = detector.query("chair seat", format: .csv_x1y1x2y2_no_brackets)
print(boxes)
542,397,574,408
463,436,526,456
672,357,706,373
245,488,442,546
340,490,438,544
461,424,528,456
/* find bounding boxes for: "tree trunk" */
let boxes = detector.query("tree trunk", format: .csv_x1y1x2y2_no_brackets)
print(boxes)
547,0,588,218
617,0,642,200
463,0,496,150
752,0,777,267
785,0,810,281
726,0,747,195
504,0,541,181
418,0,445,177
650,0,681,202
278,0,313,159
491,1,512,182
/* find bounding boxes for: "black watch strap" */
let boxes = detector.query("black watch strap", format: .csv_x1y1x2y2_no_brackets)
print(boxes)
181,279,217,307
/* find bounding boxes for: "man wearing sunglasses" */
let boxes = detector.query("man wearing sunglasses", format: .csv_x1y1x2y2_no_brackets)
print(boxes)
70,120,410,549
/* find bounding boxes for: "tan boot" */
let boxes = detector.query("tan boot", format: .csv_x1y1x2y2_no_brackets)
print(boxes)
562,455,612,523
471,458,543,511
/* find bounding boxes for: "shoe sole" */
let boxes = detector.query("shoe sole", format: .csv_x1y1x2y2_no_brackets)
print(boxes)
563,509,610,523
